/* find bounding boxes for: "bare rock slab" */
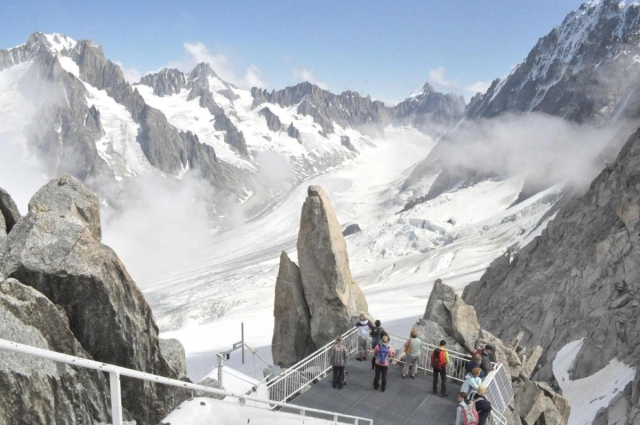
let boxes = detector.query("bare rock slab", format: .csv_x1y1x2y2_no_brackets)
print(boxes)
297,185,368,347
272,251,314,367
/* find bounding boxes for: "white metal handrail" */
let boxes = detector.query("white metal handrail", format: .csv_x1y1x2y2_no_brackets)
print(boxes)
385,332,472,383
0,338,372,425
267,326,360,404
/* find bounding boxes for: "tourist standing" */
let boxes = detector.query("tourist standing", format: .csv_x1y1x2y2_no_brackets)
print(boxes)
329,336,348,389
370,320,387,371
355,313,374,361
402,329,422,379
473,386,492,425
461,367,483,398
431,339,450,396
466,353,485,378
455,392,479,425
480,345,495,376
373,335,394,392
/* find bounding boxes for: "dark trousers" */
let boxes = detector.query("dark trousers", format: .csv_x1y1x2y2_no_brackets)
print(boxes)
332,366,345,388
373,364,388,390
371,356,376,370
432,366,447,394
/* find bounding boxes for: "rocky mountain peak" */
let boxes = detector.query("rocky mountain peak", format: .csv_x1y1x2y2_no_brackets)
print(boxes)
421,82,436,94
139,67,187,96
189,62,219,82
467,0,640,123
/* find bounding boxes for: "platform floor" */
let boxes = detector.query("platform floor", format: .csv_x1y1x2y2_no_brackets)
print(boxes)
289,356,460,425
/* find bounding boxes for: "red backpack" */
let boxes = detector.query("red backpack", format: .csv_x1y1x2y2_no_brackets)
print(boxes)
431,348,447,369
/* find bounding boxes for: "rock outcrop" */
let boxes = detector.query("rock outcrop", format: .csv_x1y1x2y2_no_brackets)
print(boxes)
287,123,302,143
272,251,314,367
417,279,568,424
0,278,111,424
272,186,369,364
298,186,368,347
342,223,361,237
160,338,189,380
0,187,20,233
2,175,188,424
259,107,283,133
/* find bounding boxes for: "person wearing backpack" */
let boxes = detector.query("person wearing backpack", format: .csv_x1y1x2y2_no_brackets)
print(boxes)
480,345,495,376
402,329,422,379
472,386,492,425
466,353,485,379
355,313,374,361
455,392,479,425
369,320,387,371
372,334,394,392
430,339,450,396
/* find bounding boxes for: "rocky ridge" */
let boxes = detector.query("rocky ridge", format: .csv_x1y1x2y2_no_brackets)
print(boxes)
416,279,570,425
463,126,640,424
272,186,368,366
0,176,190,424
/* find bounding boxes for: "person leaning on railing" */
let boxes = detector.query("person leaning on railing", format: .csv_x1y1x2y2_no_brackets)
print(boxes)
355,313,374,361
401,329,422,379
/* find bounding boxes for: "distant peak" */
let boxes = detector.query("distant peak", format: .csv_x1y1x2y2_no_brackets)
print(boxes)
190,62,219,80
421,82,436,94
42,33,78,53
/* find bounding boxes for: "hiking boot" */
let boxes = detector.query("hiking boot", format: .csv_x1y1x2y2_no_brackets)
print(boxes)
381,387,385,392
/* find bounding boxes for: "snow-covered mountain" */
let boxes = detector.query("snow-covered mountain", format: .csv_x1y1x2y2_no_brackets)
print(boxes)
0,32,465,225
402,0,640,212
467,0,640,124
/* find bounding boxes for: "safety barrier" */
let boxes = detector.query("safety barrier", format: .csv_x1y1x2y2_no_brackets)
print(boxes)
267,327,359,404
0,338,372,425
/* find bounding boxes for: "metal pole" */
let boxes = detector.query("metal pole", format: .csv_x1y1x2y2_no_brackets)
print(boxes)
109,371,123,425
241,322,245,364
217,353,224,387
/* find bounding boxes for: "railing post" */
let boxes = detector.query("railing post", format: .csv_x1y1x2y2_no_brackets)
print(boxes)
109,371,123,425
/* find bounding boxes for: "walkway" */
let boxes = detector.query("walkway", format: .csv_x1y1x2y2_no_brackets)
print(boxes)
290,355,460,425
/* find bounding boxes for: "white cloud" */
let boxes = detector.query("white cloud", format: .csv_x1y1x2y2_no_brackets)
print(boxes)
165,42,268,89
465,81,491,95
429,67,458,90
427,67,491,100
114,61,142,84
293,67,329,89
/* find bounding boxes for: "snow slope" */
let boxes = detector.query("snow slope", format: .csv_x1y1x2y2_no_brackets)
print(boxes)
553,339,636,425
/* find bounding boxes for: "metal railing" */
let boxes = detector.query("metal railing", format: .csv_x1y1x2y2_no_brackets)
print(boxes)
385,332,472,383
267,327,360,404
0,338,372,425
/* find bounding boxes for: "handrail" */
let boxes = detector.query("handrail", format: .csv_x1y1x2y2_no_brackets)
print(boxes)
385,331,472,383
267,326,360,404
0,338,372,425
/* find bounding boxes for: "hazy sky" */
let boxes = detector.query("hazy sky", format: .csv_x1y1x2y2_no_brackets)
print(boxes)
0,0,586,103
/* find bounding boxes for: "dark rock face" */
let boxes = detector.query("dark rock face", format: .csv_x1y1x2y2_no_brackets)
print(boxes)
159,339,188,380
287,123,302,143
394,83,465,135
297,186,368,347
252,81,463,136
342,223,361,237
272,251,314,367
214,113,249,158
467,1,640,124
259,107,283,132
3,175,188,424
462,127,640,416
0,187,21,233
139,68,187,96
340,136,357,152
0,278,111,424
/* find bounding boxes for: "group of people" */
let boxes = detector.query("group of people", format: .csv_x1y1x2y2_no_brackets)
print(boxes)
328,314,495,425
